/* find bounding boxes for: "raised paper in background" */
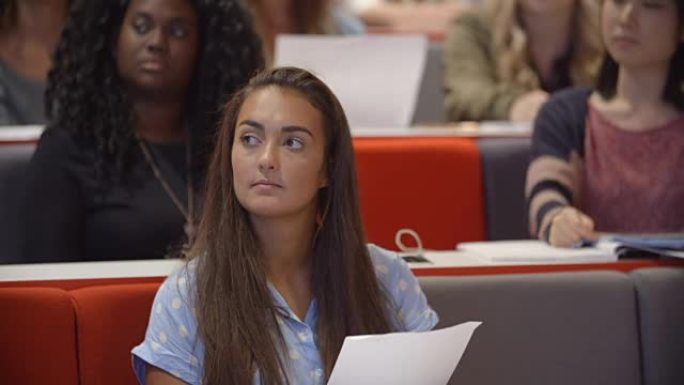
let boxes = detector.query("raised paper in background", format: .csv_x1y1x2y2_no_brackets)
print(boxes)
274,35,427,129
327,321,481,385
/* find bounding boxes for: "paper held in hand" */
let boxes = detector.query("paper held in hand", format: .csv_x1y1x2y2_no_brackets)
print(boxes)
327,321,481,385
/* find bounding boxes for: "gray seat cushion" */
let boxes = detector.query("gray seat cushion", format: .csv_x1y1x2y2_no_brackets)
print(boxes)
419,271,642,385
477,138,531,240
631,267,684,385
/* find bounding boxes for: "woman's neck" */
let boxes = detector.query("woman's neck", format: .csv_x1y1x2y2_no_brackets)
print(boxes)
593,63,679,131
253,211,316,320
0,0,67,80
615,64,670,108
521,10,573,80
133,99,187,143
253,212,316,280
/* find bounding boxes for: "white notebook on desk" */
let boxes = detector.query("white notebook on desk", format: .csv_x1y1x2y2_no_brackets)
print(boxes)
457,240,618,264
328,322,481,385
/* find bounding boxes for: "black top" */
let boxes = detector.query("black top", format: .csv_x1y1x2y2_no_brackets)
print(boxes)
21,128,203,262
0,60,47,125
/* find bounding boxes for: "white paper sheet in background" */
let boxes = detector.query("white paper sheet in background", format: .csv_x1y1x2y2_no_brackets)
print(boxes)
274,35,428,128
327,321,481,385
457,240,618,264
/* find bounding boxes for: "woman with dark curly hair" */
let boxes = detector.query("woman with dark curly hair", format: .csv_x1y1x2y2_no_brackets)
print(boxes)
21,0,264,262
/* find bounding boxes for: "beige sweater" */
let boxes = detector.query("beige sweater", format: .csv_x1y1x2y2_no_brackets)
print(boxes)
443,12,531,122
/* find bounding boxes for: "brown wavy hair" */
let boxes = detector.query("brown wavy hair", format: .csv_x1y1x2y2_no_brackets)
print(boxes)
486,0,604,89
188,67,392,385
244,0,331,64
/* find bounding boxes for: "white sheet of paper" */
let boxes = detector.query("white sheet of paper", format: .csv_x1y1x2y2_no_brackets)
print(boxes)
274,35,428,128
327,321,481,385
0,125,44,142
457,240,617,264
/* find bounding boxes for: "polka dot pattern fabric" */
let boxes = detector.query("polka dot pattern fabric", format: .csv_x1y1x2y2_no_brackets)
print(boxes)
131,244,438,384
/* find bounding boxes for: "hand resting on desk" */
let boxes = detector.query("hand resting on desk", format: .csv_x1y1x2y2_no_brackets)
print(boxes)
548,207,598,248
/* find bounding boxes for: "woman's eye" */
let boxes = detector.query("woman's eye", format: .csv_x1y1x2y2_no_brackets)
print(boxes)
132,16,151,34
240,134,260,146
169,23,189,38
285,137,304,150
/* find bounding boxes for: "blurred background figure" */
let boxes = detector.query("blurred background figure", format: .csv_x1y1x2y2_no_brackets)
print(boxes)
21,0,263,263
527,0,684,247
349,0,475,39
244,0,364,65
0,0,68,126
444,0,603,122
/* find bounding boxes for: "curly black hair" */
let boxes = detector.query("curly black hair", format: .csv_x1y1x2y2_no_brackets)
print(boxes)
45,0,264,179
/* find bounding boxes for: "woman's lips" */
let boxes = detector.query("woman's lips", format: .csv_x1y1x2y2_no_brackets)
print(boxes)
139,59,167,72
612,35,639,47
252,180,283,188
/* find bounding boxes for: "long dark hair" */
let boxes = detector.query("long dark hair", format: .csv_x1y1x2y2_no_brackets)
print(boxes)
45,0,264,179
190,67,392,385
596,0,684,110
0,1,15,26
244,0,330,62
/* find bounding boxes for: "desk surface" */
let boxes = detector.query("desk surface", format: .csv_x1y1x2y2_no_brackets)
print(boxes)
0,123,531,145
1,253,681,290
0,125,43,144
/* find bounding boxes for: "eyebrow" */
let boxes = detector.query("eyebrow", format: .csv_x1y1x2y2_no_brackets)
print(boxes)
133,11,151,19
133,11,193,24
238,120,314,138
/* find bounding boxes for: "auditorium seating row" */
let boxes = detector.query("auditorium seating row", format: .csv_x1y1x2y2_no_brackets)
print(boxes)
0,136,531,263
1,267,682,385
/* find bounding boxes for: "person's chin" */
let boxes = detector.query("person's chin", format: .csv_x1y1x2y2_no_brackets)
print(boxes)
247,206,290,219
243,198,287,218
132,80,184,101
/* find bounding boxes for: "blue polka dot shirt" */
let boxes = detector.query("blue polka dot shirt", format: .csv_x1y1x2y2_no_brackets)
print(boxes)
131,244,439,385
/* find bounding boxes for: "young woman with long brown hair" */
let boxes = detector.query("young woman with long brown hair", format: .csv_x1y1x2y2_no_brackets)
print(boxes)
132,67,438,385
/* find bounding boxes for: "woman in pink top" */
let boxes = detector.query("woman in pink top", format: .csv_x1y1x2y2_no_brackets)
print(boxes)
526,0,684,247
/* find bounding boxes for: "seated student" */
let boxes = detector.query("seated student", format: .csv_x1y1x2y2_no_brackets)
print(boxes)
349,0,472,38
444,0,603,122
21,0,263,262
526,0,684,247
132,67,438,385
0,0,68,125
245,0,365,66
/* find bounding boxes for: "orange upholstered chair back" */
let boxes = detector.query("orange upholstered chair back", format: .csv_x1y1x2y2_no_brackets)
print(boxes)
70,283,161,385
0,287,80,385
353,137,485,249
